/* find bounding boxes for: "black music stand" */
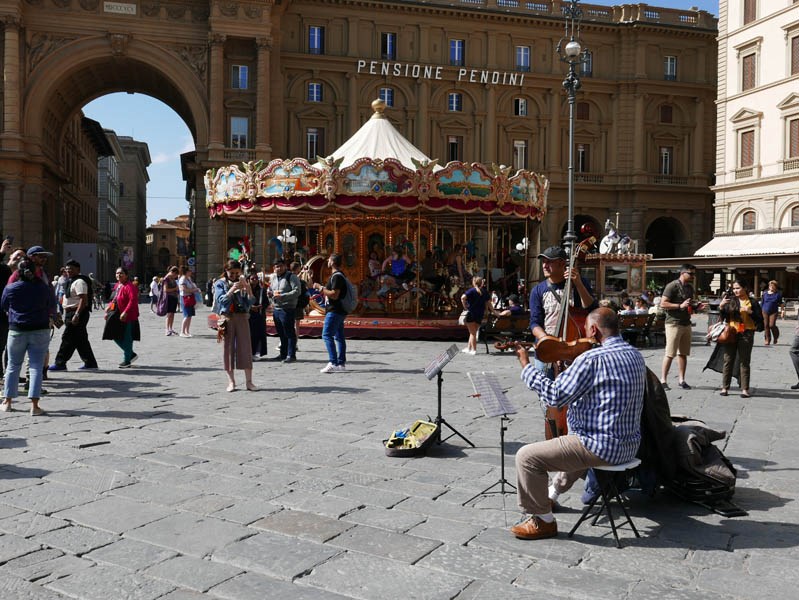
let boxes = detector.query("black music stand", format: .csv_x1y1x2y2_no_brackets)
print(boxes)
463,371,518,506
424,344,475,447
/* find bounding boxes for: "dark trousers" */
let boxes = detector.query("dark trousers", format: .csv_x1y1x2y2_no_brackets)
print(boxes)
790,335,799,382
55,311,97,368
0,318,8,377
273,308,296,359
249,311,267,357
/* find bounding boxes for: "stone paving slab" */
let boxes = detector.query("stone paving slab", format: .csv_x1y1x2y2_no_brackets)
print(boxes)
0,311,797,598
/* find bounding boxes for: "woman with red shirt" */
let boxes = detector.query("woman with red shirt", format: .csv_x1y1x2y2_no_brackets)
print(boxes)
104,267,140,368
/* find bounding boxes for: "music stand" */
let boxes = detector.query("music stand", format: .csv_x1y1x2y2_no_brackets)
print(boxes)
463,371,518,506
424,344,475,447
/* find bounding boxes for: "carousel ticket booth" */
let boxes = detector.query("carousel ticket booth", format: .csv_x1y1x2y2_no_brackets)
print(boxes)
582,252,651,304
204,99,549,338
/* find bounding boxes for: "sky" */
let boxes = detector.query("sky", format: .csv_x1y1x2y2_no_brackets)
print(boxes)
82,0,719,227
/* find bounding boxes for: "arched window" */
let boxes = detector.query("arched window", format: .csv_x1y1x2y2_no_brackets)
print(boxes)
791,206,799,227
575,102,590,120
660,104,673,123
742,210,756,231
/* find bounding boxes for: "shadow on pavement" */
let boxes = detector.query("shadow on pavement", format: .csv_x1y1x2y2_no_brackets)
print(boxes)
43,409,190,420
0,437,28,450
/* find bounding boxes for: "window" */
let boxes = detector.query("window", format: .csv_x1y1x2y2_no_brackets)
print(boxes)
378,87,395,107
660,104,673,124
742,210,756,231
790,118,799,158
307,82,323,102
743,0,756,25
449,39,465,66
792,35,799,76
381,32,396,60
664,56,677,81
742,53,756,90
576,143,590,172
447,136,463,162
309,26,325,55
515,46,530,72
659,146,673,175
231,65,249,90
230,117,248,148
580,50,593,77
448,92,463,112
513,140,528,170
306,127,324,160
792,206,799,227
740,130,755,167
514,98,527,117
575,102,590,120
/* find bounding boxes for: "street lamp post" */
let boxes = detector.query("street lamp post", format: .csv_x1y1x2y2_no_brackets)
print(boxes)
556,0,590,256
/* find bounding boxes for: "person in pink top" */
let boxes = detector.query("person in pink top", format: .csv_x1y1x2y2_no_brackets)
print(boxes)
104,267,140,368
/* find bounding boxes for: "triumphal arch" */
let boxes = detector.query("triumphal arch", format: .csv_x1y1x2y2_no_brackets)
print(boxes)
0,0,278,279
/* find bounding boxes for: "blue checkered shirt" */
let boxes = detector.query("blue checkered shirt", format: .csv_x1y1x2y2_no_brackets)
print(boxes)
521,336,646,464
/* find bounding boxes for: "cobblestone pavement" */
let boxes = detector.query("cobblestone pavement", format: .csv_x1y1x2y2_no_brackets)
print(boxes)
0,307,797,599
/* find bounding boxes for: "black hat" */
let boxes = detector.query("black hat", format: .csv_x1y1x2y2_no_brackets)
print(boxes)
508,294,520,304
537,246,568,261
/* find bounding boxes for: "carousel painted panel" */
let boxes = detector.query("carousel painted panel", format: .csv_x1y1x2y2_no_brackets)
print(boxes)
339,158,416,196
433,163,494,200
259,159,322,196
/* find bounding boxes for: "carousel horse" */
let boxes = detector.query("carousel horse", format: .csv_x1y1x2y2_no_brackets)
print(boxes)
617,234,633,254
599,219,621,254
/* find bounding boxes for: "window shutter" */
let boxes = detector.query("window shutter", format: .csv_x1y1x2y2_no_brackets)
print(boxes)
740,130,754,167
742,54,756,91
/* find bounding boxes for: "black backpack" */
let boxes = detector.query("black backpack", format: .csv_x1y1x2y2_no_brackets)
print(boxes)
296,279,309,310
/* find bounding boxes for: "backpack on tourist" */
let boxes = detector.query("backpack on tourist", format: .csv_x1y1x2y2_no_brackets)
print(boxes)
155,283,169,317
333,272,358,314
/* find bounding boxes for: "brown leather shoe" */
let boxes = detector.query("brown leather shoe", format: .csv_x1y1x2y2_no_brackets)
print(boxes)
510,516,558,540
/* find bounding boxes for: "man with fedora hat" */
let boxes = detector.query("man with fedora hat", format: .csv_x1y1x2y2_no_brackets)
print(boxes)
528,245,597,345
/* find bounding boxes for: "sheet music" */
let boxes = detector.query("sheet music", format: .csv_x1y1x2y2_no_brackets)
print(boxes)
424,344,459,380
468,372,517,417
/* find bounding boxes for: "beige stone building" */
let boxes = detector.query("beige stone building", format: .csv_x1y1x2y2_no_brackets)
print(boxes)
0,1,717,284
692,0,799,296
145,216,191,281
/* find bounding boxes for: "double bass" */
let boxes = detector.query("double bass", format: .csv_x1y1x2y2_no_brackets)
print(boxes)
533,236,596,439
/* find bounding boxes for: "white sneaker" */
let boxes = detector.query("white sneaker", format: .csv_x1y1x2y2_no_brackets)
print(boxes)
320,363,336,373
335,364,346,372
252,355,260,361
468,349,477,355
461,347,471,353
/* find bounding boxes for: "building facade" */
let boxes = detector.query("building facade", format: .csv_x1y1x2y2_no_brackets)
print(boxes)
697,0,799,294
0,1,717,285
116,136,151,279
145,216,191,282
97,131,123,283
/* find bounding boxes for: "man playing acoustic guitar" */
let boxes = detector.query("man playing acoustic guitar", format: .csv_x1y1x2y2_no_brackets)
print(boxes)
512,308,646,540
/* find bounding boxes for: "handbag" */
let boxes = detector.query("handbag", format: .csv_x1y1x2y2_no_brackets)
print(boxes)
183,293,197,308
458,310,469,326
708,321,736,345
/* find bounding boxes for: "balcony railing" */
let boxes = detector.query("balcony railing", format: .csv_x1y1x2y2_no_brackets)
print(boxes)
574,173,605,184
783,158,799,172
735,166,754,180
653,175,688,185
224,148,257,162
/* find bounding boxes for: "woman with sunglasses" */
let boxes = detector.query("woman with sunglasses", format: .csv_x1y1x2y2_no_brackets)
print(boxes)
213,260,256,392
104,267,140,368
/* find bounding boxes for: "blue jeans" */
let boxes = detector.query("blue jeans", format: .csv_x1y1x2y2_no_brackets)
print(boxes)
4,329,50,399
322,311,346,366
273,308,296,359
114,321,135,362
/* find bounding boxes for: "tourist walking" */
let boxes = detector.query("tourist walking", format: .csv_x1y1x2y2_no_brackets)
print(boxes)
178,267,200,337
705,279,763,398
248,273,268,360
313,253,348,373
103,267,140,368
162,266,180,335
149,276,160,313
1,257,55,415
213,260,256,392
761,280,782,345
266,259,300,364
659,264,705,390
460,276,489,355
50,260,98,371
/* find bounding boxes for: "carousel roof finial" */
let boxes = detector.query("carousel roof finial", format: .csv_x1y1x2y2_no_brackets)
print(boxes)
370,98,387,119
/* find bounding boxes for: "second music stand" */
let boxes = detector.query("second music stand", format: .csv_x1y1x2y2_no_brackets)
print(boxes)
463,371,518,505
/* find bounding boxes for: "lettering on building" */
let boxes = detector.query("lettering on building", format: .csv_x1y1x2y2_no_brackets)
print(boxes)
356,60,525,87
104,2,137,15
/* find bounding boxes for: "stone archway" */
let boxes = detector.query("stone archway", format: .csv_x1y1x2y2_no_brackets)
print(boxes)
645,217,689,258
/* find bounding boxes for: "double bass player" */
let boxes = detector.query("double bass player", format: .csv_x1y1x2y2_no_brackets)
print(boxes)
511,307,646,540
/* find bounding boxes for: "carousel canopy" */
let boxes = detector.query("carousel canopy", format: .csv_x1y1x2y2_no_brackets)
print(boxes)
314,100,438,172
205,99,549,225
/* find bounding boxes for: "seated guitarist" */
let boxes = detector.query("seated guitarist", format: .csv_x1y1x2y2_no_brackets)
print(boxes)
529,246,597,366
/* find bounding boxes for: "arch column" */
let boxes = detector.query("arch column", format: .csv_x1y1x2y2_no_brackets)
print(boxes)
416,79,429,151
691,97,704,176
347,73,358,134
208,33,226,158
2,182,23,242
633,93,645,175
255,36,272,158
485,86,496,160
548,90,561,172
2,15,22,151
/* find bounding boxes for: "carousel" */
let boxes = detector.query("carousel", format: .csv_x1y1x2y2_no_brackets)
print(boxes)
204,99,549,339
